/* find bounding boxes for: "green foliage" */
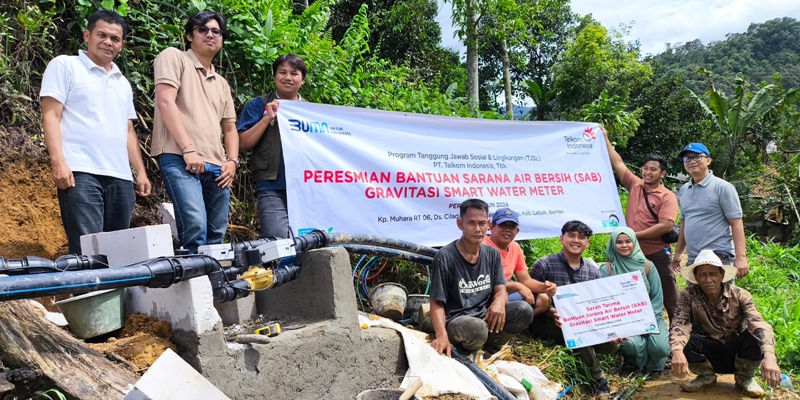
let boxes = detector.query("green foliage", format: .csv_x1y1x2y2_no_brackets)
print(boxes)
623,76,710,182
519,233,611,268
690,70,791,179
581,92,642,147
739,236,800,372
652,17,800,94
328,0,460,92
552,20,652,120
4,0,472,231
475,0,541,113
522,80,558,121
0,0,59,125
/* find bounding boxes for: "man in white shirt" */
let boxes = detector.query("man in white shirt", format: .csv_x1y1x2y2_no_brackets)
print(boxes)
40,10,150,254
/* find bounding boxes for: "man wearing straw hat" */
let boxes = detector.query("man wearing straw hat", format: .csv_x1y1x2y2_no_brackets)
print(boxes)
670,249,782,397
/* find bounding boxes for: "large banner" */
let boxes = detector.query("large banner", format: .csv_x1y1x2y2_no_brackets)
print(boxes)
556,271,658,349
277,102,624,246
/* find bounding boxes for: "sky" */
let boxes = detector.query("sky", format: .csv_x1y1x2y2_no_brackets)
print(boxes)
438,0,800,56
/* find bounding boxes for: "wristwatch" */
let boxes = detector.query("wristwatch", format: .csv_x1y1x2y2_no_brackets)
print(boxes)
227,158,240,168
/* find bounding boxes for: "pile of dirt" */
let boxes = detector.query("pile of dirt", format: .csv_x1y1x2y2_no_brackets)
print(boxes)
88,313,176,373
0,159,66,259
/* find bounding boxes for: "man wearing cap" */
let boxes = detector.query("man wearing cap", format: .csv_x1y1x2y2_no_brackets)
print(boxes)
671,143,748,278
483,207,556,317
429,199,533,357
670,249,781,397
603,128,680,321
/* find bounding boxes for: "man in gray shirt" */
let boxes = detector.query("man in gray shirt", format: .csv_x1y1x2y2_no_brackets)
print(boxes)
670,143,749,278
429,198,533,357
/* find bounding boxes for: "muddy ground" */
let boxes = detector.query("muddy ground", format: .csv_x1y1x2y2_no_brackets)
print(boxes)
632,371,797,400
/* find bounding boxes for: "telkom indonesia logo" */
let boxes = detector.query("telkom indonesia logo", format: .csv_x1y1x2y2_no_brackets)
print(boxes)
583,127,596,141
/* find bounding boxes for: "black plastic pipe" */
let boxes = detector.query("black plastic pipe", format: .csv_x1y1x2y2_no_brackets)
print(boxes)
0,254,109,275
0,255,220,301
451,348,516,400
325,233,438,258
332,245,433,265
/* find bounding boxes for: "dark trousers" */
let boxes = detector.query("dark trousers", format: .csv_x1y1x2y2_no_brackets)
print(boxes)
257,189,290,239
57,172,135,254
530,316,619,380
446,301,533,352
683,330,762,374
646,248,679,322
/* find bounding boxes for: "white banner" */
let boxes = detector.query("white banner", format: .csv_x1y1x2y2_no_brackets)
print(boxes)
555,271,658,349
277,102,624,246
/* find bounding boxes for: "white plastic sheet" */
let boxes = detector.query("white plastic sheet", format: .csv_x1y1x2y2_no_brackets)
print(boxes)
359,314,493,399
360,314,562,400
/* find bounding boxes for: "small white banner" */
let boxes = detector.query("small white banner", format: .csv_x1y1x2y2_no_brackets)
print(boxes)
556,271,657,349
277,102,625,246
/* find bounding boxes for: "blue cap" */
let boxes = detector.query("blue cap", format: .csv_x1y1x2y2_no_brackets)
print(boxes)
492,208,519,225
679,143,710,158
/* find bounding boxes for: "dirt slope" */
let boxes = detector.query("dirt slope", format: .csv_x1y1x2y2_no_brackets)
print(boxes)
0,160,66,259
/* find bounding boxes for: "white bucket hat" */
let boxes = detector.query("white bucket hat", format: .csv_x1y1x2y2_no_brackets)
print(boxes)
681,249,737,284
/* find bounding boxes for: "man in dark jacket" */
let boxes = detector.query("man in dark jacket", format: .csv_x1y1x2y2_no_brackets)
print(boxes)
237,54,306,238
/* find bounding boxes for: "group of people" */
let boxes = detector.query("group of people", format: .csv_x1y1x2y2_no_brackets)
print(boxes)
41,10,302,254
42,8,783,399
427,132,782,397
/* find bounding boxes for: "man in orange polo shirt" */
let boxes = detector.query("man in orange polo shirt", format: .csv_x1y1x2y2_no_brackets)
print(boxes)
483,207,556,318
604,129,680,321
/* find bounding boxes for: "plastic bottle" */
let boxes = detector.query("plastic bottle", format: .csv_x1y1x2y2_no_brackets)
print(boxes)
664,247,672,259
780,373,793,389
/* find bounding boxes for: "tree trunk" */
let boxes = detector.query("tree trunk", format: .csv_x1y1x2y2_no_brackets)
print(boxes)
501,39,513,119
0,300,136,399
465,0,479,114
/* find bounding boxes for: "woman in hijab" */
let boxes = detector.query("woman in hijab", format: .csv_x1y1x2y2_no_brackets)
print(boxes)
602,227,670,372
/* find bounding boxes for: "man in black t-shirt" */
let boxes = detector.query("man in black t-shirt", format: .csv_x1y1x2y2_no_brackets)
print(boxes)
429,198,533,356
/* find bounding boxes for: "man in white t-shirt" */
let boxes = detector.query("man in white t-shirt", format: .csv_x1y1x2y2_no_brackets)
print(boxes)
40,10,150,254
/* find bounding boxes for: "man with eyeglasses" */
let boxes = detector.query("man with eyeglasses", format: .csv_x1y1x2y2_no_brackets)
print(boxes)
151,10,239,253
670,143,749,279
482,207,556,318
603,128,680,322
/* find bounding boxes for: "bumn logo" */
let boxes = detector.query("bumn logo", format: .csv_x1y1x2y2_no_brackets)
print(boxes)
288,119,329,134
601,213,620,228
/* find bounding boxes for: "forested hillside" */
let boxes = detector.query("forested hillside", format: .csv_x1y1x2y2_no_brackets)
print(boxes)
651,17,800,93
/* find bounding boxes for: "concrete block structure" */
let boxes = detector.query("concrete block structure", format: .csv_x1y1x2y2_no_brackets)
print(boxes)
80,225,221,343
80,228,406,399
190,248,406,400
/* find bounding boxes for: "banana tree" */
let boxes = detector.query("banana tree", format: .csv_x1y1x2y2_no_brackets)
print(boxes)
523,79,557,121
689,69,784,178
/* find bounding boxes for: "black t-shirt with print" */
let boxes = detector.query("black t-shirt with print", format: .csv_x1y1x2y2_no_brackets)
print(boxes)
430,240,506,321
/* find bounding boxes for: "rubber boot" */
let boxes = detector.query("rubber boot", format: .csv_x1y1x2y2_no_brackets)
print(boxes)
679,361,717,392
734,357,765,398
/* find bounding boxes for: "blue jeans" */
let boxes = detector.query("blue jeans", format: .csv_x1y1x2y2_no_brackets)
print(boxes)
257,189,289,239
159,154,230,253
57,172,135,254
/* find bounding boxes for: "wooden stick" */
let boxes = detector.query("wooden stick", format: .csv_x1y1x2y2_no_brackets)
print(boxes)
399,377,422,400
